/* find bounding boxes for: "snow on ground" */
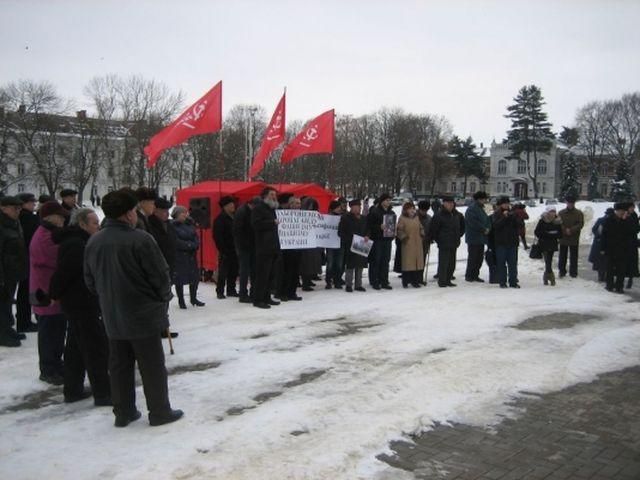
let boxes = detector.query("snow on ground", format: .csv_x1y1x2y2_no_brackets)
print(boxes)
1,201,638,480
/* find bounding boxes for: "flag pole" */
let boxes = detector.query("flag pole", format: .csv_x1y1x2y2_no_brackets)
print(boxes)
278,86,287,185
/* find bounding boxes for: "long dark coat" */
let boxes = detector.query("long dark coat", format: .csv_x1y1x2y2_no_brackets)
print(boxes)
338,212,368,269
172,220,200,285
588,215,607,271
148,214,177,278
251,201,280,256
0,211,28,290
625,212,639,277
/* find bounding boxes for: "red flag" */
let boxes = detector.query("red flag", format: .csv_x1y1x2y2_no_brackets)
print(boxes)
249,93,286,179
144,81,222,168
281,109,334,165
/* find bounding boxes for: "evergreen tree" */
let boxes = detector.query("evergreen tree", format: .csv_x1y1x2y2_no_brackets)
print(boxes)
448,135,485,196
504,85,555,198
559,151,580,200
610,159,634,201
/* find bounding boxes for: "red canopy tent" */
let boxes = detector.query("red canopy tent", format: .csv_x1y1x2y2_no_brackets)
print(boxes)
175,181,337,271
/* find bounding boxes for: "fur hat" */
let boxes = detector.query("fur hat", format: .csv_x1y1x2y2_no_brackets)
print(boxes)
219,195,235,208
349,199,362,207
441,195,455,203
17,193,37,204
39,201,69,218
135,187,158,202
417,200,430,211
103,189,139,219
496,196,510,206
472,191,488,200
154,197,172,209
329,200,341,211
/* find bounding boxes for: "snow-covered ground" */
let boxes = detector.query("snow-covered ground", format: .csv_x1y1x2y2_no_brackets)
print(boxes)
1,201,639,480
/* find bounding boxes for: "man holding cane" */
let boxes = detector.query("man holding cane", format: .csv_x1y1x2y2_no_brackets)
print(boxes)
84,189,183,427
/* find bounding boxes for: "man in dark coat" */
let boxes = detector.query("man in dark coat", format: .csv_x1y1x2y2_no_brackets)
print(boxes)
0,196,28,347
50,208,111,405
558,195,584,278
233,196,260,303
250,187,281,309
325,200,344,289
213,196,239,299
148,198,177,279
491,196,522,288
60,188,78,227
339,199,368,292
417,200,432,285
429,196,463,287
277,196,303,302
84,189,182,427
366,193,396,290
134,187,157,233
464,191,491,283
16,192,39,332
601,202,635,293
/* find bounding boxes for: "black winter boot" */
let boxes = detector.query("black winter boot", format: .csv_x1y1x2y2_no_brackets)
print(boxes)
190,284,205,307
175,285,187,309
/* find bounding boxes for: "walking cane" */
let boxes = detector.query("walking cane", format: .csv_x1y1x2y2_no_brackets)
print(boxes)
166,328,175,355
424,250,430,284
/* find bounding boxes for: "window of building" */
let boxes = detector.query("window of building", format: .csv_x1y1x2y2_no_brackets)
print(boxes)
108,150,116,160
38,145,49,155
579,183,583,194
107,167,115,178
0,143,7,155
172,169,180,180
601,184,608,196
39,185,47,194
498,160,507,175
451,182,457,192
17,144,26,154
517,159,527,174
469,182,476,193
542,182,547,194
58,146,66,156
18,184,25,193
537,159,547,175
17,163,25,175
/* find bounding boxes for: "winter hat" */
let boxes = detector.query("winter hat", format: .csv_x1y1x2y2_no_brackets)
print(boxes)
472,191,488,200
441,195,455,203
59,188,78,198
417,200,430,211
277,193,294,205
545,205,557,213
0,196,23,207
135,187,158,202
17,193,37,204
219,195,235,208
249,196,263,207
154,197,172,210
38,194,54,204
102,189,139,219
565,194,577,203
348,199,361,207
329,200,341,212
39,201,69,219
496,196,510,206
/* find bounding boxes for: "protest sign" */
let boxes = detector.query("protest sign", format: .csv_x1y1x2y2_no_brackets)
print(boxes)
276,210,320,249
383,214,396,238
351,234,373,257
315,214,341,248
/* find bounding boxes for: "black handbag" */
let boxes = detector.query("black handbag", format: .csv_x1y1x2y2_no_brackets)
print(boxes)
529,242,543,259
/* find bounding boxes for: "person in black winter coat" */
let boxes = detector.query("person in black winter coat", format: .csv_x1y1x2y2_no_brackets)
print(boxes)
232,196,260,303
172,206,204,308
213,196,239,299
534,206,563,286
277,196,303,301
50,208,111,405
589,208,613,282
624,204,639,289
339,199,369,292
491,196,522,288
0,196,28,347
429,196,463,287
601,203,635,293
16,193,40,332
148,198,177,280
84,189,182,427
250,187,281,309
366,193,396,289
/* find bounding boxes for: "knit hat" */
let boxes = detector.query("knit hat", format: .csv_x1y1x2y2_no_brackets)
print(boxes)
39,201,69,219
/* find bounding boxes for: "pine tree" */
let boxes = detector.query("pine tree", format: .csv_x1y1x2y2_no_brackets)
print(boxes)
559,151,580,200
505,85,555,198
448,135,485,196
610,159,634,201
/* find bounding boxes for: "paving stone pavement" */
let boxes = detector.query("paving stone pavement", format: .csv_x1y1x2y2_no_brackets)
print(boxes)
378,366,640,480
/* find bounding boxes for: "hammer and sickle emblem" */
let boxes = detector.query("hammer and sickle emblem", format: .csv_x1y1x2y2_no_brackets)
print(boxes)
304,125,319,142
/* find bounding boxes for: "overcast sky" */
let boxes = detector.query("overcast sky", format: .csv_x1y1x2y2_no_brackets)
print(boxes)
2,0,639,146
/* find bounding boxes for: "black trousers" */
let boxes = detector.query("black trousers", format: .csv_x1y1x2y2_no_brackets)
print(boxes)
437,248,457,286
606,256,626,292
280,250,301,298
254,253,278,303
543,251,555,274
16,277,33,331
216,252,239,295
37,313,67,377
465,244,485,281
369,240,392,287
63,310,110,401
108,334,171,417
558,245,578,277
237,248,255,298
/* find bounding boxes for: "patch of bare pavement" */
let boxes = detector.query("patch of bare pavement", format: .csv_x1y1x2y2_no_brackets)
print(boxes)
513,312,601,331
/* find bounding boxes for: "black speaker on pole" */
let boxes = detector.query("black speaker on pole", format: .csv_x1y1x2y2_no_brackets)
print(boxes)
189,197,211,229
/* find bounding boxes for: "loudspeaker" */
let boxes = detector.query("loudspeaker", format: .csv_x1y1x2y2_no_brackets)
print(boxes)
189,197,211,228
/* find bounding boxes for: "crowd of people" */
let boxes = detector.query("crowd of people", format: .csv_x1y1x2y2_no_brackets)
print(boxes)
1,185,639,429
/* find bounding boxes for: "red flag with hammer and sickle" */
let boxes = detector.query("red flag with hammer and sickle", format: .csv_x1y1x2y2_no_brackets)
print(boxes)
144,81,222,168
281,109,334,165
249,93,286,178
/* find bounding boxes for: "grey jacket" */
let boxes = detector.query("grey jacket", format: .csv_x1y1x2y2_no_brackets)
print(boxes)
84,219,172,340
